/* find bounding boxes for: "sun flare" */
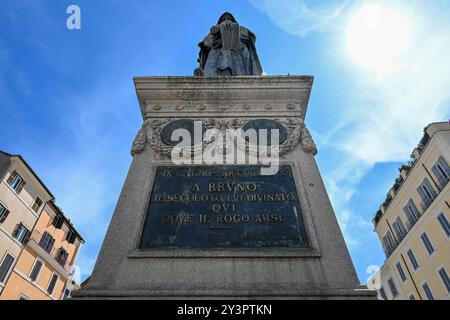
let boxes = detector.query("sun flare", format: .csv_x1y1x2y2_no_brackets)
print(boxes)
346,4,412,76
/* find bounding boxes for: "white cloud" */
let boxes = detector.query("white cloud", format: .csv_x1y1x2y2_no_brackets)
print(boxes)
249,0,352,37
336,209,373,248
251,0,450,164
250,0,450,274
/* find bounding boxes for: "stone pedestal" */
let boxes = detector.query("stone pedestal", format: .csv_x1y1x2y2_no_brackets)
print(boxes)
73,76,376,299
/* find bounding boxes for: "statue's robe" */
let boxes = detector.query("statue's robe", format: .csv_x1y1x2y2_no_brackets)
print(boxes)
198,23,263,76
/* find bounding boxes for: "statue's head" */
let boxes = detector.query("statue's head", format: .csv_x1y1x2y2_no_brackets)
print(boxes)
217,12,237,24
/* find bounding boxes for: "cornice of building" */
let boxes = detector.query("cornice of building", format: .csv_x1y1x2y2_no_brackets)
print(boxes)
47,200,85,243
0,151,55,200
1,150,84,244
373,122,450,229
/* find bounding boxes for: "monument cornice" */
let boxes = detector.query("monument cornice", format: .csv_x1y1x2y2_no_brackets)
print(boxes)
134,75,314,120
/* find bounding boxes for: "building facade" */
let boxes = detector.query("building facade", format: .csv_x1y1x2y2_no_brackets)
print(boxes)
367,122,450,300
0,151,83,300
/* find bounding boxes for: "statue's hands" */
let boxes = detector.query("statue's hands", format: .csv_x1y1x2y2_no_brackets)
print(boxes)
210,26,219,34
223,21,233,30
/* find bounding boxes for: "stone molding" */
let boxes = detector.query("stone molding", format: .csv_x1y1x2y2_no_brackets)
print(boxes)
130,117,317,157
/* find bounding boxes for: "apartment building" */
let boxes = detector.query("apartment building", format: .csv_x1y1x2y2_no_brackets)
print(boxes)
367,122,450,300
0,152,53,295
0,151,84,300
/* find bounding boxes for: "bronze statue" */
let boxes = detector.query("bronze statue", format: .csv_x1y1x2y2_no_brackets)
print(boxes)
195,12,263,76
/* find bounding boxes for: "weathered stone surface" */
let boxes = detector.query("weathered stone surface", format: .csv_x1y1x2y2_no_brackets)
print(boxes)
74,76,376,299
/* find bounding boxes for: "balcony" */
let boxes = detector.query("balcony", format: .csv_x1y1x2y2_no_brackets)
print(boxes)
29,230,69,271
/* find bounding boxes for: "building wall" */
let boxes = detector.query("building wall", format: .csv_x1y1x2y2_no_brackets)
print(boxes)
0,153,83,300
0,153,11,180
372,123,450,300
34,204,82,266
0,246,66,300
0,201,83,300
0,158,52,295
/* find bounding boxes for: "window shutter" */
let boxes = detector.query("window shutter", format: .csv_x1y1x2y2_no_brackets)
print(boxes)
47,237,55,253
16,180,26,194
6,172,17,185
423,178,437,199
0,254,15,283
409,200,420,218
432,164,443,181
438,156,450,175
55,247,61,260
403,206,414,226
56,217,64,229
53,216,64,229
12,224,21,238
39,232,47,247
417,185,429,205
23,230,31,245
0,209,9,223
68,233,76,244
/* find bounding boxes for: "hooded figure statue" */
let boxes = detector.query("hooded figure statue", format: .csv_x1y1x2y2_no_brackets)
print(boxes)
196,12,263,76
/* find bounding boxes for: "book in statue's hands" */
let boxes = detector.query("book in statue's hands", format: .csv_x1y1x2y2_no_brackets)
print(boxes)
220,22,241,50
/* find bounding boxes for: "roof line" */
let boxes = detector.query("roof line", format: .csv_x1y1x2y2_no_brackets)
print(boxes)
1,150,55,199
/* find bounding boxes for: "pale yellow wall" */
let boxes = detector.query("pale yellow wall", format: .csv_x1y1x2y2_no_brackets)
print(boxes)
0,158,52,294
373,125,450,300
380,208,450,300
0,156,82,300
0,246,66,300
1,202,83,300
35,204,81,266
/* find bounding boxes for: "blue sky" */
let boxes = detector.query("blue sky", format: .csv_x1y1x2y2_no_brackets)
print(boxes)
1,0,449,284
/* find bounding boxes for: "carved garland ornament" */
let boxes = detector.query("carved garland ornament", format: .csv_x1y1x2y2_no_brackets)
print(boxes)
131,117,317,157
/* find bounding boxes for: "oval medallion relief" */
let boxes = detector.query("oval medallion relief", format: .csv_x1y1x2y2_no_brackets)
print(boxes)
242,119,288,145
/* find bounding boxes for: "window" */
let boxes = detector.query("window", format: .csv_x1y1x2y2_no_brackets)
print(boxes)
47,273,59,295
422,283,434,300
382,231,396,256
31,197,43,213
393,217,407,241
403,200,420,228
432,156,450,189
0,253,15,283
437,213,450,237
396,262,407,282
387,278,398,297
407,249,419,270
379,287,388,300
13,223,30,244
62,288,71,300
0,203,9,224
420,232,435,255
66,230,76,244
438,268,450,294
39,232,55,253
409,294,416,300
28,259,43,282
52,215,63,229
417,178,437,209
6,171,25,193
55,248,69,267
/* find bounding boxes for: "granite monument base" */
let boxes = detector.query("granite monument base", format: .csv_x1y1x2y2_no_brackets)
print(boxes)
73,76,376,300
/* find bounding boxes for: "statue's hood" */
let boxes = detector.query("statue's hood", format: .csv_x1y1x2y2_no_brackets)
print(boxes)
217,12,237,24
